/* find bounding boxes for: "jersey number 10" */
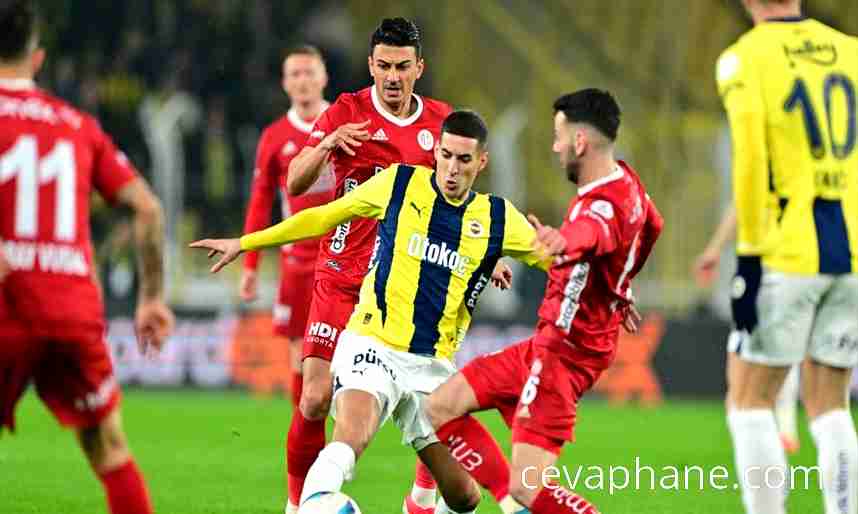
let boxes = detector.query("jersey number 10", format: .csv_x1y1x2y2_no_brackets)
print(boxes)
784,73,856,160
0,134,78,241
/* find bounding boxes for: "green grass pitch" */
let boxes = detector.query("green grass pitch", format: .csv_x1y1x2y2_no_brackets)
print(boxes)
2,389,840,513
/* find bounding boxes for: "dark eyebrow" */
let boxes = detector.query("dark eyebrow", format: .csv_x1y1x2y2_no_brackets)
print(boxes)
377,59,412,66
440,146,472,159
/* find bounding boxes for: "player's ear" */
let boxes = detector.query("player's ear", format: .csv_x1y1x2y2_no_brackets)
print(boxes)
367,55,374,78
415,57,425,80
32,48,46,76
478,149,489,173
574,129,587,158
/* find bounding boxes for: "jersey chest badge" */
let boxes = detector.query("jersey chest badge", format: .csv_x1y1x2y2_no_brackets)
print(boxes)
417,129,434,151
466,219,485,238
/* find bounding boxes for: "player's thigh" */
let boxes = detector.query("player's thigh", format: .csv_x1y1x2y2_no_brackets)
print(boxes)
729,270,828,366
458,338,534,428
0,318,38,433
329,331,402,446
302,278,358,362
807,274,858,369
425,372,481,429
395,356,458,451
33,324,120,430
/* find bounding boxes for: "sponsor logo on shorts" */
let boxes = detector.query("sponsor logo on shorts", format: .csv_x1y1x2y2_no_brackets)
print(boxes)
329,178,358,254
352,347,396,380
307,322,339,347
446,434,485,472
407,233,470,277
74,376,117,412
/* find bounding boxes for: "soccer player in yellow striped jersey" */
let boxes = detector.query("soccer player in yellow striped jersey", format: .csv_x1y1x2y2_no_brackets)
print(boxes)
191,110,562,513
716,3,858,514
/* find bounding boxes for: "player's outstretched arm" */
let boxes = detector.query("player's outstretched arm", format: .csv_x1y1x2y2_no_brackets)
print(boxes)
190,195,359,273
116,178,175,354
287,120,370,195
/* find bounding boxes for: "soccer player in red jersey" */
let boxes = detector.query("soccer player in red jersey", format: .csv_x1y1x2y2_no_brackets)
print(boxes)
240,44,334,410
281,18,453,513
0,3,174,514
424,89,664,514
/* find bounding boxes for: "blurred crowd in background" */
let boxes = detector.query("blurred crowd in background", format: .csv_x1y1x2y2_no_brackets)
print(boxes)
34,0,858,319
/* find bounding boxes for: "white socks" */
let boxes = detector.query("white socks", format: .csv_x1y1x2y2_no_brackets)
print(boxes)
299,442,356,506
434,497,475,514
810,409,858,514
411,484,437,508
727,409,788,514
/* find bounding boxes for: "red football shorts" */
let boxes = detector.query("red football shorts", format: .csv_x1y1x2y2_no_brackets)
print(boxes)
461,336,608,454
0,315,120,433
273,255,316,339
302,278,359,361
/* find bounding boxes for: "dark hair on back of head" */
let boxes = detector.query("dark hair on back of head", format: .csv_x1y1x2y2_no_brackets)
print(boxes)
370,17,422,58
441,110,488,148
553,89,621,141
0,0,38,62
284,44,324,63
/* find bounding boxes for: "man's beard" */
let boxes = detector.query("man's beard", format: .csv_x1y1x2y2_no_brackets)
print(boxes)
565,156,580,184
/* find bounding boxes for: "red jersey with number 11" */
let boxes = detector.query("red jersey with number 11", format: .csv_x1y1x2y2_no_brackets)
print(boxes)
0,81,137,327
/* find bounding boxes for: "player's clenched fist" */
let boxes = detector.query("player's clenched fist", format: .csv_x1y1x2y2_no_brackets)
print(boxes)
189,238,243,273
320,119,371,156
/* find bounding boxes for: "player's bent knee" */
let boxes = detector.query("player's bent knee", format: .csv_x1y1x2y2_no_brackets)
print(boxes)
509,469,541,506
444,481,481,513
77,412,131,473
299,382,332,420
425,391,451,429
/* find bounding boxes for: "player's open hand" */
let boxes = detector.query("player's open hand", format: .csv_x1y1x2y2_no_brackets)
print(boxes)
491,261,513,290
189,238,243,273
321,120,371,156
528,214,567,264
692,246,720,287
135,299,175,356
239,270,258,301
622,302,642,333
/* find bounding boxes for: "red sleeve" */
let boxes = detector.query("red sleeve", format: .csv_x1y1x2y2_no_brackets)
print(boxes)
306,94,354,147
561,198,621,261
242,131,280,271
90,119,138,203
630,195,664,276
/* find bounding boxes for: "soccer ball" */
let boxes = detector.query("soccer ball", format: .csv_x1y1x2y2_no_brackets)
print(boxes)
298,492,362,514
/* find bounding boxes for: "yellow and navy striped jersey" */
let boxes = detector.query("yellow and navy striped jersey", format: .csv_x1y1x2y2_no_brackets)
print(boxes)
716,17,858,275
342,164,548,360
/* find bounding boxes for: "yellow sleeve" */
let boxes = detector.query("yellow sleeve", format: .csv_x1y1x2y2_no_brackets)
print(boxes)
716,46,769,256
240,165,399,251
501,199,551,271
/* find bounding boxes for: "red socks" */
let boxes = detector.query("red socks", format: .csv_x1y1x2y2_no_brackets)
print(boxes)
286,408,326,503
290,373,303,409
436,415,511,501
97,460,153,514
414,459,437,489
531,485,599,514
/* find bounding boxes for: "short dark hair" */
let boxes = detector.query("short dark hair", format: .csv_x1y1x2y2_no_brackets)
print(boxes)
441,110,488,148
0,0,38,62
370,17,421,59
553,89,621,141
284,44,324,62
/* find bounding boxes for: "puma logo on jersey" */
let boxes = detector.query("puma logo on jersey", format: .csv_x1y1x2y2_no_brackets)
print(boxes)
371,128,388,141
407,233,470,277
409,201,424,217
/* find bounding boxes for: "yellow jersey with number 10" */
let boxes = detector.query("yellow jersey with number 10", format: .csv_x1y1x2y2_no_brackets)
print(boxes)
716,17,858,275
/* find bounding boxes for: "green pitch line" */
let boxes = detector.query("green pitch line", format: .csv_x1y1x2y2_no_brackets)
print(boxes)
1,390,840,513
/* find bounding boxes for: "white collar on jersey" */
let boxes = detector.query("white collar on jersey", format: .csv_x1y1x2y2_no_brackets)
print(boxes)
370,84,424,127
577,164,624,196
0,78,35,90
287,101,330,134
